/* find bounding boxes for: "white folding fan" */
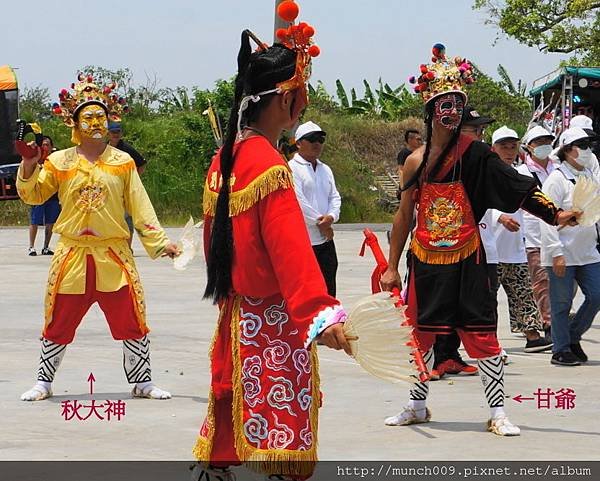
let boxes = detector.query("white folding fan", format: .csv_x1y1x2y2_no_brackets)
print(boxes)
173,216,203,271
343,292,420,384
572,176,600,227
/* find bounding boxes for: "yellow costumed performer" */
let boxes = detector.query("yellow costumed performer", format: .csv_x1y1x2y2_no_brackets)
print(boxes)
17,73,180,402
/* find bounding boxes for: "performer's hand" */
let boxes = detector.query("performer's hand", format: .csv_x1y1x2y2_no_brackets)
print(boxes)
380,267,402,292
20,142,42,179
552,255,566,277
556,210,581,227
498,214,520,232
162,242,181,259
317,323,352,356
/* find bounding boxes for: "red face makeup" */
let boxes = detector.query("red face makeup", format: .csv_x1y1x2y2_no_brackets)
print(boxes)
434,94,464,130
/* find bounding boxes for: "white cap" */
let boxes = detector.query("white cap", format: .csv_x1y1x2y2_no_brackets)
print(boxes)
559,127,591,147
492,126,519,145
570,115,593,131
524,125,554,145
295,121,326,141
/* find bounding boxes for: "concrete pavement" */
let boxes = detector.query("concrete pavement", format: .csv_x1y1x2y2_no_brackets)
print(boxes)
1,226,599,461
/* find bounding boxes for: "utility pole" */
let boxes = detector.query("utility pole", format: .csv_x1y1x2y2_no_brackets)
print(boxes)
274,0,287,42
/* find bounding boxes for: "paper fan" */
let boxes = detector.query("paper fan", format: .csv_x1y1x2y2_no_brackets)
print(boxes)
343,292,419,384
173,216,203,271
572,176,600,227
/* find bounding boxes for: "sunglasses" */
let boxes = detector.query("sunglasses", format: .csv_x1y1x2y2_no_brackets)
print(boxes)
572,139,591,150
302,134,326,144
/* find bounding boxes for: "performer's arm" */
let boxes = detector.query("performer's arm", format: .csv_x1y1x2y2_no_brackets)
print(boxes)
258,186,349,351
381,151,419,291
124,162,171,258
481,147,575,226
16,151,58,205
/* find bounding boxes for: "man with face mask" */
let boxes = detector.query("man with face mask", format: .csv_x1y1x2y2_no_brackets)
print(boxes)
381,44,579,436
16,74,180,402
540,127,600,366
516,126,556,340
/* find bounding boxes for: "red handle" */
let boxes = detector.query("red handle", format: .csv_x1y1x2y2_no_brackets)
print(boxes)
15,141,49,162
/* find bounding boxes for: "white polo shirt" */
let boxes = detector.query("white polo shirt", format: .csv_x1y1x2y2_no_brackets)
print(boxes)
289,153,341,246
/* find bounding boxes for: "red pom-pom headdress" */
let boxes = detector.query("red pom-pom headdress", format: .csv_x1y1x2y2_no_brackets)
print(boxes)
52,73,129,127
409,43,475,104
274,1,320,93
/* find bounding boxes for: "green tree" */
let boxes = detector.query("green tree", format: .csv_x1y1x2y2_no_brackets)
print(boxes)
473,0,600,65
18,86,52,122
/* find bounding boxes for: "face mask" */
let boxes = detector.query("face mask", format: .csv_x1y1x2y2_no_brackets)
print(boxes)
575,147,595,169
434,94,464,130
76,104,108,140
532,144,552,160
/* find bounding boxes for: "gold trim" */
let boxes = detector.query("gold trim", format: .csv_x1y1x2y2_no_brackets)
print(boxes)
107,248,148,334
43,247,75,331
96,159,135,176
192,301,228,462
230,296,318,477
44,160,77,182
410,234,480,265
203,165,293,217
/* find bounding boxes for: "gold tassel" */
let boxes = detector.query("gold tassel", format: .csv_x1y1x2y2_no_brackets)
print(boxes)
44,161,77,182
410,235,480,265
97,160,135,176
203,166,294,217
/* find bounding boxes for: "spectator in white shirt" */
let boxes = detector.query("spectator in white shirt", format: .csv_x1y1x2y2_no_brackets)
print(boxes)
289,121,341,296
491,126,552,353
516,126,557,339
540,127,600,366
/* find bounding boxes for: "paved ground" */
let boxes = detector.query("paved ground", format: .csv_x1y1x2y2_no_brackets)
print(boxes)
1,226,599,461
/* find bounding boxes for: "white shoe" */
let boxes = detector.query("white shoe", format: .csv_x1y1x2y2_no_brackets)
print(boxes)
132,384,171,399
384,406,431,426
487,415,520,436
21,383,52,401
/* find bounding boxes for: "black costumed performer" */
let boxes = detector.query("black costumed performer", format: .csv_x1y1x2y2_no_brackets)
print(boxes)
381,44,580,436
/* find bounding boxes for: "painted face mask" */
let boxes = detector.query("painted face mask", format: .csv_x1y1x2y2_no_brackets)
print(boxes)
76,104,108,140
434,94,464,130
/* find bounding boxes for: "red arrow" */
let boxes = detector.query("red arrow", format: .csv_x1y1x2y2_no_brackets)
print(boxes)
513,394,535,403
87,373,96,395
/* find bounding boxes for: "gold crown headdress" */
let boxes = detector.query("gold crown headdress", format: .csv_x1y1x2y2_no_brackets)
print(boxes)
52,73,129,127
409,43,475,104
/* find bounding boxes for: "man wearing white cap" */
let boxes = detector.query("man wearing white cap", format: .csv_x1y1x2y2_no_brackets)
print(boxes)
490,126,553,353
540,127,600,366
516,126,556,339
290,121,342,296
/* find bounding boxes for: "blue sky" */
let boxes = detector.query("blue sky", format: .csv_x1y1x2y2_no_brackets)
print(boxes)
2,0,567,101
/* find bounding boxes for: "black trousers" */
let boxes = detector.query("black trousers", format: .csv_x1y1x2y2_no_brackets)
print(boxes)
433,263,499,367
312,240,338,297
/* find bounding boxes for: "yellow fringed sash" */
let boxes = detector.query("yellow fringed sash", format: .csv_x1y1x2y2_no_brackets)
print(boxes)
203,165,294,217
410,234,480,265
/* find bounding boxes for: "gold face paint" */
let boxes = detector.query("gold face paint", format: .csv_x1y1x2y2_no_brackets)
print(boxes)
76,104,108,140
